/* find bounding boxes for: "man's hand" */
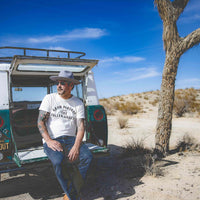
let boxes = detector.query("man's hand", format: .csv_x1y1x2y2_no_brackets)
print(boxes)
67,118,84,162
68,145,80,162
46,139,63,152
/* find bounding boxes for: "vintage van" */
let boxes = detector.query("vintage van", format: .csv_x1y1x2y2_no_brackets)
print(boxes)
0,46,108,176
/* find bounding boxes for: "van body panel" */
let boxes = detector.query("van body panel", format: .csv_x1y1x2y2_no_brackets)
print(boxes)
0,71,9,110
0,110,12,162
86,105,108,147
86,71,99,105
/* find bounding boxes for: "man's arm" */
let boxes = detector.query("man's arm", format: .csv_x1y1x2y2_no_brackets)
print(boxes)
37,110,63,152
68,118,85,161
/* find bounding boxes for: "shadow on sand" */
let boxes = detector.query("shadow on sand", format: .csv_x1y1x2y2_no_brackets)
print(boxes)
0,144,179,200
0,164,63,199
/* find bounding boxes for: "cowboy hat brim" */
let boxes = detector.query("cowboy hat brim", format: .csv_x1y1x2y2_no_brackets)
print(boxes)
49,76,80,85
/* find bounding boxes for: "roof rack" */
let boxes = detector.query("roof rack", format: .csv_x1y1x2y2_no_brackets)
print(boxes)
0,46,86,63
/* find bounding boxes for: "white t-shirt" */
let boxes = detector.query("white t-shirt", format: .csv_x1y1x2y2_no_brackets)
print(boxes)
39,93,85,140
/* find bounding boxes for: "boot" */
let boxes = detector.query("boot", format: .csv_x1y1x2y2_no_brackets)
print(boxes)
63,194,70,200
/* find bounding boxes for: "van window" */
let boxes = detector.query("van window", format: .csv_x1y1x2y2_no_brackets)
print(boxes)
12,87,48,102
18,63,88,73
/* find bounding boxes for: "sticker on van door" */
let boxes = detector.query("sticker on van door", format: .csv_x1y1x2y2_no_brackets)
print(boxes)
0,110,12,162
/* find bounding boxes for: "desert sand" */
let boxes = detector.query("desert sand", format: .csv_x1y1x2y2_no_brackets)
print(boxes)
0,89,200,200
80,108,200,200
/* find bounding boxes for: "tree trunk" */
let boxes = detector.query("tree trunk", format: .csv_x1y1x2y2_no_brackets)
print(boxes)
155,53,180,154
154,0,200,156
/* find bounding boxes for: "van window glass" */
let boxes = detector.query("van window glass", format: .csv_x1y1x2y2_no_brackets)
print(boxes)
18,63,88,72
12,87,47,102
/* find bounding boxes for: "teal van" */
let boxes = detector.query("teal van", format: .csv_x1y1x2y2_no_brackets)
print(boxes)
0,46,108,176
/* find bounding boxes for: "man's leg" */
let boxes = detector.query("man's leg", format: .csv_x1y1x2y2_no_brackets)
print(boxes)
43,142,72,200
44,137,93,200
61,137,93,181
78,143,93,180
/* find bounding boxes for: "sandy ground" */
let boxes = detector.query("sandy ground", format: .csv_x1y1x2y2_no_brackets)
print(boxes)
0,110,200,200
108,110,200,149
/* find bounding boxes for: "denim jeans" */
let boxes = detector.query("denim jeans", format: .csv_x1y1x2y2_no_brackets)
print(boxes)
43,136,93,200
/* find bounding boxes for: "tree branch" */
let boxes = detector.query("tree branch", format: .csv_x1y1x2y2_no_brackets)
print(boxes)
154,0,172,21
155,0,189,21
179,28,200,55
172,0,189,19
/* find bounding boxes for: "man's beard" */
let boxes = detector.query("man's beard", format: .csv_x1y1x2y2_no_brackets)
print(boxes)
57,88,65,95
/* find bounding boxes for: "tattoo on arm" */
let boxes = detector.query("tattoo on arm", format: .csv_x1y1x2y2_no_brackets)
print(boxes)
77,118,85,132
37,110,50,136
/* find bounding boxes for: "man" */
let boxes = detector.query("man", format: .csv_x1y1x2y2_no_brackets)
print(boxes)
38,70,93,200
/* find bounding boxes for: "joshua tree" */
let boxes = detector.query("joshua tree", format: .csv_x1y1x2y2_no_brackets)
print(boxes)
154,0,200,156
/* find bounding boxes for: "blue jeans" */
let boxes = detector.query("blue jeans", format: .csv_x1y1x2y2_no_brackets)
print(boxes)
43,136,93,200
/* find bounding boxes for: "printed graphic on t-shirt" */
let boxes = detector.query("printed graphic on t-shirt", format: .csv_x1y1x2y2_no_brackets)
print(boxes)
51,105,76,120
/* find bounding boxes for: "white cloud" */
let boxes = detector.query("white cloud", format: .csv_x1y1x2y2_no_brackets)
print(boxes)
127,67,161,81
100,56,145,64
27,28,108,43
176,78,200,88
49,46,70,51
113,67,161,82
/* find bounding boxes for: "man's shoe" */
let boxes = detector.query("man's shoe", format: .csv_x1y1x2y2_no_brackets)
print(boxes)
63,194,70,200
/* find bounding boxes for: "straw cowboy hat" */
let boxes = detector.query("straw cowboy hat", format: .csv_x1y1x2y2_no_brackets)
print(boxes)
50,70,80,85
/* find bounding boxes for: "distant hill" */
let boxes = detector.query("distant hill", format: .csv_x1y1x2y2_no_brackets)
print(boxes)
100,88,200,117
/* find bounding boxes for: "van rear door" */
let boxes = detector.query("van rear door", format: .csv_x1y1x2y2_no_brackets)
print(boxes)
10,55,98,77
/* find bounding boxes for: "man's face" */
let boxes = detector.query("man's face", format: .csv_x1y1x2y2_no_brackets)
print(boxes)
56,80,73,97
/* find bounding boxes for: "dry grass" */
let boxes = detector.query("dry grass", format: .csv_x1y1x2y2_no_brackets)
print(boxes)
122,138,163,177
173,98,188,117
117,116,128,129
176,134,200,152
99,99,115,115
114,102,141,115
100,88,200,117
122,138,152,157
118,133,200,179
149,98,159,106
174,88,200,117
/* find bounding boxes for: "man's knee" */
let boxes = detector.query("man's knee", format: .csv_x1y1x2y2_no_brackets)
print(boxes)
47,152,63,167
80,147,93,165
52,157,63,167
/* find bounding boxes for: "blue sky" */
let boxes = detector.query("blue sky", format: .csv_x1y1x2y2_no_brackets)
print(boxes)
0,0,200,98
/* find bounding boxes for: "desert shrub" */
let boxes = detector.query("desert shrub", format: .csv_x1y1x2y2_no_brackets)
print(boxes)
122,138,152,156
122,138,163,177
114,101,141,115
150,98,159,106
173,98,189,117
100,99,114,115
173,88,200,117
144,96,149,100
176,134,200,152
117,116,128,129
